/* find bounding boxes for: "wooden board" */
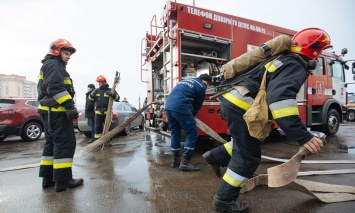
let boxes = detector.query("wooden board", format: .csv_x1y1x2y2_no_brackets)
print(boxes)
101,71,120,148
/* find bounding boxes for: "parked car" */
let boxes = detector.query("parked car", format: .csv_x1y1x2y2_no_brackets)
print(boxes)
347,107,355,122
346,96,355,122
0,98,43,141
77,102,144,137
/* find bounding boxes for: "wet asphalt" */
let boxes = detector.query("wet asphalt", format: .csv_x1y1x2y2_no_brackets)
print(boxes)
0,122,355,213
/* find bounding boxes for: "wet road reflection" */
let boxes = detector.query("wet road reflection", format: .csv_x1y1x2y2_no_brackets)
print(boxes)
1,123,355,212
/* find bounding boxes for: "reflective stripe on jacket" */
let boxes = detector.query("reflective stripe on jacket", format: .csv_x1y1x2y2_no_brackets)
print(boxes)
219,54,313,144
89,84,120,113
37,55,75,112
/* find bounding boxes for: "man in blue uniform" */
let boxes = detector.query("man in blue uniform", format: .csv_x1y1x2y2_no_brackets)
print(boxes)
165,73,212,172
203,28,331,212
37,38,83,192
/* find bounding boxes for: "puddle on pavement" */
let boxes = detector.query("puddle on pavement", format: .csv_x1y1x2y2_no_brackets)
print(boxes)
144,133,171,166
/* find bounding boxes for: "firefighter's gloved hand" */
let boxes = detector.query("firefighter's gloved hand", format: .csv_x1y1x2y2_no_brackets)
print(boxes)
65,108,79,120
109,92,116,98
220,63,235,80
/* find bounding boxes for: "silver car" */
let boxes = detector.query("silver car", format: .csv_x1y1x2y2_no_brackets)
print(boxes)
77,102,144,137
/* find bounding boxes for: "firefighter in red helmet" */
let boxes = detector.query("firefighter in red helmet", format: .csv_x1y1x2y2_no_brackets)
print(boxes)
202,28,330,212
37,38,83,192
89,75,120,144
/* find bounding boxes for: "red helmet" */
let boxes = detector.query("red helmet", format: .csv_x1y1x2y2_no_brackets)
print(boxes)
290,28,332,60
49,39,76,56
96,75,107,85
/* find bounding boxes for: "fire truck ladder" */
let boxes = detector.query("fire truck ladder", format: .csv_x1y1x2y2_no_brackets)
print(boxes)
162,20,177,105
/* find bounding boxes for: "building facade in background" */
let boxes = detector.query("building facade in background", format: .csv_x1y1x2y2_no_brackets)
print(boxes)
0,74,37,98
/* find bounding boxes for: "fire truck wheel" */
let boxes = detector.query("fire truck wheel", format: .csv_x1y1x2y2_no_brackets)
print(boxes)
347,110,355,122
324,109,340,135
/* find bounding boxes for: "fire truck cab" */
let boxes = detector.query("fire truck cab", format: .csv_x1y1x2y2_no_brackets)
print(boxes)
140,0,350,138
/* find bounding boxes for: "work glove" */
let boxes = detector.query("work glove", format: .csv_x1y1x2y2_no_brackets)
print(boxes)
109,92,116,98
220,63,235,80
65,108,79,120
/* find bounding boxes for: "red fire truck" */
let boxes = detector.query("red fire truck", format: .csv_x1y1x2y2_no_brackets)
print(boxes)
140,0,351,138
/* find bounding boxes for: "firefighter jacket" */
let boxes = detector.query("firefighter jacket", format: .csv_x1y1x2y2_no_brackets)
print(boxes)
89,84,120,114
37,54,75,113
165,77,206,116
85,92,95,119
218,54,313,145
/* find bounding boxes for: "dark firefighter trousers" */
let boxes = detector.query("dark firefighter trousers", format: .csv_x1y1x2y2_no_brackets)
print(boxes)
212,104,261,201
39,112,76,182
94,113,107,139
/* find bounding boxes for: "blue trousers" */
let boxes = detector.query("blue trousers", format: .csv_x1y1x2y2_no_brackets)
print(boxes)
165,110,198,155
87,117,95,140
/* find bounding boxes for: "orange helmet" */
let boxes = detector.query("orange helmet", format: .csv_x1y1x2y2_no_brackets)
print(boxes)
49,39,76,56
96,75,107,85
290,28,332,60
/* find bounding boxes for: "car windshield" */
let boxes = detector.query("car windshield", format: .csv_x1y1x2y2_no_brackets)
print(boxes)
0,99,16,108
127,103,138,112
113,102,138,112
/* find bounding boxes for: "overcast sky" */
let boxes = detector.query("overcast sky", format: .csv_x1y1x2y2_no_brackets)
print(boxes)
1,0,355,108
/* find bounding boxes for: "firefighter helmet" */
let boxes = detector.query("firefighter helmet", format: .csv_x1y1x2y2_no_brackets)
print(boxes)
49,39,76,56
96,75,107,85
290,28,332,60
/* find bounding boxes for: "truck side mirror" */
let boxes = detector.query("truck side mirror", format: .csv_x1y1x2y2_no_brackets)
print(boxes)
352,62,355,74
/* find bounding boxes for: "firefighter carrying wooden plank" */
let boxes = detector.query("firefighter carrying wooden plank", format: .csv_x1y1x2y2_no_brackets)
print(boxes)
88,75,120,144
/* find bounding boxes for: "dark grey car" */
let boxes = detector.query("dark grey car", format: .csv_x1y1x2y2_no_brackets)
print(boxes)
78,102,144,137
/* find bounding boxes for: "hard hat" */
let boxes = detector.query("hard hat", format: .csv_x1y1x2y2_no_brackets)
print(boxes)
49,39,76,56
96,75,107,85
290,28,332,60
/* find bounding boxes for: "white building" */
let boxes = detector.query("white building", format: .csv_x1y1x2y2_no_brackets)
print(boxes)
0,74,37,98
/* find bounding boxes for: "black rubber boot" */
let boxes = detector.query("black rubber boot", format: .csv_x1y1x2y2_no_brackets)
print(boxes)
213,196,249,213
55,178,84,192
42,177,55,189
202,150,222,177
171,152,181,168
179,154,200,171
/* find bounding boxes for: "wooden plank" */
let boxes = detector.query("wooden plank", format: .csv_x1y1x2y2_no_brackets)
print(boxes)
101,71,120,149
